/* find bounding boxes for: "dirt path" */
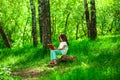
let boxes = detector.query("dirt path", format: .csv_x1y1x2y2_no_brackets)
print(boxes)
12,66,55,80
11,58,77,79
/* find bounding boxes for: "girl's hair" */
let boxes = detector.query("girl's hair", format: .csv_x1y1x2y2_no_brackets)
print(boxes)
59,33,69,45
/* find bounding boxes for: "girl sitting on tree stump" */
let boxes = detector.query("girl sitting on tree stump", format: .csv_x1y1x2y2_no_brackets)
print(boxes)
49,33,69,65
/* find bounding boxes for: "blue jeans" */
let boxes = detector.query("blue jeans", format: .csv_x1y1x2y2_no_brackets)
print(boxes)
50,50,62,61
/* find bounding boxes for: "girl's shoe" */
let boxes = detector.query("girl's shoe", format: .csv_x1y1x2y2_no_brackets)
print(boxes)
50,61,57,65
50,61,54,64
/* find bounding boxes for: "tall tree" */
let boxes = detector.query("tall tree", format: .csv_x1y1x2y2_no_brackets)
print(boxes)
0,26,11,48
84,0,97,39
64,12,70,34
76,22,80,40
90,0,97,39
38,0,51,49
30,0,38,47
38,0,43,43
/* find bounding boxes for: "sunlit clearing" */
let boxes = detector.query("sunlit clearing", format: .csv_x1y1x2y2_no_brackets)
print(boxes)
81,62,89,69
1,55,19,66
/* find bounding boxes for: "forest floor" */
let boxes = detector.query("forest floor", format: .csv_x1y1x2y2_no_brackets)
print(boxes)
11,60,79,80
12,66,54,80
0,35,120,80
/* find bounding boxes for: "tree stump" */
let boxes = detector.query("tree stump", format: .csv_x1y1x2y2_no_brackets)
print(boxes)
57,55,76,63
48,55,76,67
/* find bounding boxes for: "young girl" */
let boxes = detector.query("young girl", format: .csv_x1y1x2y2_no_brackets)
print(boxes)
50,33,69,65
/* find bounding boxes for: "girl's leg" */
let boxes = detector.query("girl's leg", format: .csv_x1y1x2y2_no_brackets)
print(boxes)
50,50,62,61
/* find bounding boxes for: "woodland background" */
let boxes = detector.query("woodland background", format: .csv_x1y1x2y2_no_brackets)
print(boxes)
0,0,120,80
0,0,119,48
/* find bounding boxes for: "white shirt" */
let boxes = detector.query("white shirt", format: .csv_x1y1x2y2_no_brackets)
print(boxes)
59,42,68,55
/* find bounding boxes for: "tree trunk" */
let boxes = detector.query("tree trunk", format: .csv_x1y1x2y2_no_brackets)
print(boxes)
90,0,97,39
76,22,80,40
84,0,97,40
84,0,91,38
64,13,70,34
38,0,43,43
23,17,29,45
81,14,87,37
0,26,11,48
30,0,38,47
38,0,51,50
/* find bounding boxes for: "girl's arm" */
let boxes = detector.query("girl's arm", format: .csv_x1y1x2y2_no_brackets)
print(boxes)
57,45,66,50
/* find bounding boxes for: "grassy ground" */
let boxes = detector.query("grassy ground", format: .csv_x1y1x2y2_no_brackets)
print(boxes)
0,35,120,80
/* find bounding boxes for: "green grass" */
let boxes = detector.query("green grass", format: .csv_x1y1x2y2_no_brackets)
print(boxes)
0,35,120,80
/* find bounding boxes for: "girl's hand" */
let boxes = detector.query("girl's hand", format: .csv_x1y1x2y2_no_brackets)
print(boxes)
54,47,57,50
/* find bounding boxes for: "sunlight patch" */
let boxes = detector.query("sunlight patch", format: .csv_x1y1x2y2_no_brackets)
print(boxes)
1,55,19,65
81,62,89,69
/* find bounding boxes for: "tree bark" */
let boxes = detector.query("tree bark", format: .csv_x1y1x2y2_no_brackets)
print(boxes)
76,22,80,40
84,0,91,38
38,0,51,50
90,0,97,39
38,0,43,43
84,0,97,40
30,0,38,47
64,13,70,34
56,55,76,64
0,26,11,48
81,14,87,37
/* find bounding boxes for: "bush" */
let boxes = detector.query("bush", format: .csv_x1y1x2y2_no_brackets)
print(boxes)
0,65,13,80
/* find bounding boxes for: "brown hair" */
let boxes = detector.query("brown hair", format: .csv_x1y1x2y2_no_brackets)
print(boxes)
59,33,69,45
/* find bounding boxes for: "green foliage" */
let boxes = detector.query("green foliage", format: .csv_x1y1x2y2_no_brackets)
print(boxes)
0,43,44,69
50,0,85,40
0,65,22,79
47,66,119,80
0,35,120,79
0,0,120,79
0,0,31,48
0,65,13,80
0,0,120,46
0,36,5,49
112,0,120,33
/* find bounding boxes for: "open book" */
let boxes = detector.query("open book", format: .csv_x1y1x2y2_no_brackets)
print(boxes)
48,44,55,50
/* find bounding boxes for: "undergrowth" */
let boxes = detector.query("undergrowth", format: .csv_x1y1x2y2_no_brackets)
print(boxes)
0,35,120,80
